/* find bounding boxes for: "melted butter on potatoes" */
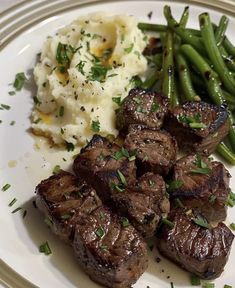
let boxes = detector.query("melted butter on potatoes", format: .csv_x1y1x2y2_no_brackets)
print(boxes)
32,12,147,147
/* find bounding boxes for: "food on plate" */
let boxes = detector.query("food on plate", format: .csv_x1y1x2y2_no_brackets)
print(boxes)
35,171,102,242
116,88,169,134
32,13,147,146
157,208,234,280
164,101,230,155
36,171,148,288
170,154,231,223
33,5,235,287
124,124,177,176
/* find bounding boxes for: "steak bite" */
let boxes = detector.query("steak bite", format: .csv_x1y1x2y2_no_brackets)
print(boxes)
73,135,136,203
116,88,169,134
35,171,102,242
164,101,229,154
157,208,234,280
112,173,170,237
73,206,148,288
124,125,177,176
170,154,230,223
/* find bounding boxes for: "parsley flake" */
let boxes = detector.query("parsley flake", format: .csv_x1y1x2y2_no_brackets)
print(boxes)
91,120,100,132
13,72,27,91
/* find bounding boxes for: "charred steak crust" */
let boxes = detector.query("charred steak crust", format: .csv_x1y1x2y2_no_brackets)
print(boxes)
73,135,136,203
116,88,169,134
164,101,229,154
112,173,170,237
124,125,177,176
73,206,148,288
157,208,234,280
170,154,230,223
36,171,148,287
35,171,102,242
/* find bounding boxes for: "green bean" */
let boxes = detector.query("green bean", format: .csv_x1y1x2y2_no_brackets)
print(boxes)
149,53,163,69
162,29,175,106
181,44,235,152
176,53,200,101
179,6,189,28
199,13,235,95
138,22,167,32
224,36,235,57
142,70,161,90
215,15,229,46
216,143,235,165
164,6,204,54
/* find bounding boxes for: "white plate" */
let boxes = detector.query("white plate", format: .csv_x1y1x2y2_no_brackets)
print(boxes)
0,0,235,287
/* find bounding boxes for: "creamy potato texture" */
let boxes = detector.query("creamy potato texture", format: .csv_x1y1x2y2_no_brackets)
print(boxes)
32,13,147,146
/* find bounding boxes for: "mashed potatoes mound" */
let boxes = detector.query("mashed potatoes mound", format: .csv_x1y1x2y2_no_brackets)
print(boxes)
32,12,147,146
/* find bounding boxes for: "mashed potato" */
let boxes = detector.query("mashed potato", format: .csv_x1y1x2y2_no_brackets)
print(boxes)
32,12,147,147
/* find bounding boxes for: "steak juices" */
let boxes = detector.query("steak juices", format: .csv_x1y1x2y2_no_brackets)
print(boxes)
36,88,234,287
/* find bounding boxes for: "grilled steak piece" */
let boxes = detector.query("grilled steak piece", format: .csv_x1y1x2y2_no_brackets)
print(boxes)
143,37,162,55
170,154,230,223
124,125,177,176
164,101,229,154
35,171,102,242
73,206,148,288
73,135,136,203
112,173,170,237
116,88,169,134
157,208,234,279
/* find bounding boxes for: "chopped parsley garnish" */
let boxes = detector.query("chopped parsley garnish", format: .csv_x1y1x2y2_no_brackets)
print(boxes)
100,245,108,251
208,195,217,203
190,167,211,175
120,217,129,227
91,120,100,132
59,106,64,117
112,147,135,161
175,198,184,208
13,72,27,91
193,215,209,228
124,43,134,54
2,183,11,191
117,170,127,186
178,112,207,129
111,183,125,192
8,91,16,96
162,218,174,229
230,223,235,230
76,60,86,75
131,76,143,87
0,104,11,110
56,42,75,66
190,154,211,175
12,207,22,214
202,283,214,288
136,106,147,113
112,97,122,106
108,73,118,78
33,96,41,105
133,97,142,104
89,63,110,82
167,180,183,191
53,165,61,175
65,141,75,152
95,227,105,238
191,274,201,285
150,102,159,112
39,241,52,255
8,198,17,207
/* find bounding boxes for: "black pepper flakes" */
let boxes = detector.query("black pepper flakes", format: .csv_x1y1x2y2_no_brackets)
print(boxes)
80,106,86,112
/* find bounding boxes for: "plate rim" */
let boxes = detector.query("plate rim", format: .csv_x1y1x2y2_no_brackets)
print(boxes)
1,0,235,287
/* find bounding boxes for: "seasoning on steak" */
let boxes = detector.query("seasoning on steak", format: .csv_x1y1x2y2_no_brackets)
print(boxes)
157,208,234,279
116,88,169,134
169,154,230,223
164,101,229,154
143,37,162,55
73,135,136,203
112,172,170,237
73,206,148,288
35,171,102,242
124,125,177,176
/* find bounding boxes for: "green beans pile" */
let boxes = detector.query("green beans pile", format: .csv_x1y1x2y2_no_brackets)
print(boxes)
138,5,235,165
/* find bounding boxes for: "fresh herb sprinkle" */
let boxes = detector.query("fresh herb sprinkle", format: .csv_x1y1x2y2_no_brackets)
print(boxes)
39,241,52,255
13,72,27,91
2,183,11,191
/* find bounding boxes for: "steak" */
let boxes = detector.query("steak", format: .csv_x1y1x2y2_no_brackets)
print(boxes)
35,171,102,242
170,154,230,223
112,173,170,237
143,37,162,56
73,135,136,203
164,101,229,154
36,171,148,287
116,88,169,134
124,125,177,176
73,206,148,288
157,208,234,280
